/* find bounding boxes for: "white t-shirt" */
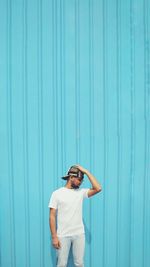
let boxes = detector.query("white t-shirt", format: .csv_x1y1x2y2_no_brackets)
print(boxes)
48,187,89,237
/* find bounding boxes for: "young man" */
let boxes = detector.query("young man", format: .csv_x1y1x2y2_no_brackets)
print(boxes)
48,164,102,267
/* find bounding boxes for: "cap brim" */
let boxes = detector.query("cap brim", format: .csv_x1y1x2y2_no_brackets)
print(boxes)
61,175,84,180
61,175,70,180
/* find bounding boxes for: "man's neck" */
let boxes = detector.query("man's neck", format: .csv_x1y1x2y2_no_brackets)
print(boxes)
65,183,79,189
65,183,73,189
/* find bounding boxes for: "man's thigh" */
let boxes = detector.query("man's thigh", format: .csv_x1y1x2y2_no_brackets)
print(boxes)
56,237,71,267
72,234,85,266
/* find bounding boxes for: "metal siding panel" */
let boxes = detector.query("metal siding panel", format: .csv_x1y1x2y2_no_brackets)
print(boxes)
143,1,150,267
64,0,77,165
7,0,16,266
119,1,131,266
11,1,27,266
0,1,12,266
129,1,136,267
91,0,105,266
22,0,31,266
132,1,145,266
27,1,41,266
105,0,118,266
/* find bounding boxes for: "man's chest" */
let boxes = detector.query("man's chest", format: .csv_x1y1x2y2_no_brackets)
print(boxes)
57,192,83,209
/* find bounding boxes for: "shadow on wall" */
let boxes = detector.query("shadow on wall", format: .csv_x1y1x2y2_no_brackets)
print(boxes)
50,221,91,266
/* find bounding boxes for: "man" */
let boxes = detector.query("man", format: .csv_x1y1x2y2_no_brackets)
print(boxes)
48,164,102,267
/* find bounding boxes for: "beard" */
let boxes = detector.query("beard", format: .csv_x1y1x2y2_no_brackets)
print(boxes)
71,182,79,189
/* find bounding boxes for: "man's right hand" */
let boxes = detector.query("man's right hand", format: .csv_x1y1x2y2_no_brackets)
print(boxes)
52,236,61,249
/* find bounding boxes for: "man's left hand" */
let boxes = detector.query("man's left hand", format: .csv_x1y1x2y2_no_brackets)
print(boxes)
75,164,88,174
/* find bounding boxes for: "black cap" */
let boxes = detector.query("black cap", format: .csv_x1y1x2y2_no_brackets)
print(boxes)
61,165,84,180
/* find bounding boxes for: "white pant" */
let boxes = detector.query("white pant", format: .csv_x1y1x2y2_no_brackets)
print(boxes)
56,233,85,267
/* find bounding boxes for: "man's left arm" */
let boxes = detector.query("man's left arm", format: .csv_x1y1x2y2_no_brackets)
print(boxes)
75,165,102,198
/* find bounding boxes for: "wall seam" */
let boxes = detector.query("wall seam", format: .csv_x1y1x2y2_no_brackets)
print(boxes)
102,0,107,266
22,0,30,266
37,0,44,266
143,0,150,266
116,0,122,267
129,0,136,266
7,0,16,266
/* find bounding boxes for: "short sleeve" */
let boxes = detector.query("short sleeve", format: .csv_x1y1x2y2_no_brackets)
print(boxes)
82,188,90,199
48,192,58,209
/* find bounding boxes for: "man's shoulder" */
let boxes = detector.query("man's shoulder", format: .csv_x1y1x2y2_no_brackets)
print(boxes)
52,187,65,195
76,188,89,194
78,187,89,191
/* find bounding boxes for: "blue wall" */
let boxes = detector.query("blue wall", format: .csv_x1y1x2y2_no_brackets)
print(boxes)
0,0,150,267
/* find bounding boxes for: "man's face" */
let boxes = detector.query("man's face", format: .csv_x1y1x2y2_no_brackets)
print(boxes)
70,176,83,189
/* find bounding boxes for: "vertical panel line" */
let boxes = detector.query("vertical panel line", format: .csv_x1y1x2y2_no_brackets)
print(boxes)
75,0,80,162
62,0,66,170
62,1,67,169
55,0,59,185
143,0,150,266
129,0,136,266
116,0,122,267
22,0,30,266
52,0,58,188
52,0,55,186
60,0,65,173
89,0,94,266
102,0,107,266
7,0,16,266
37,0,44,265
